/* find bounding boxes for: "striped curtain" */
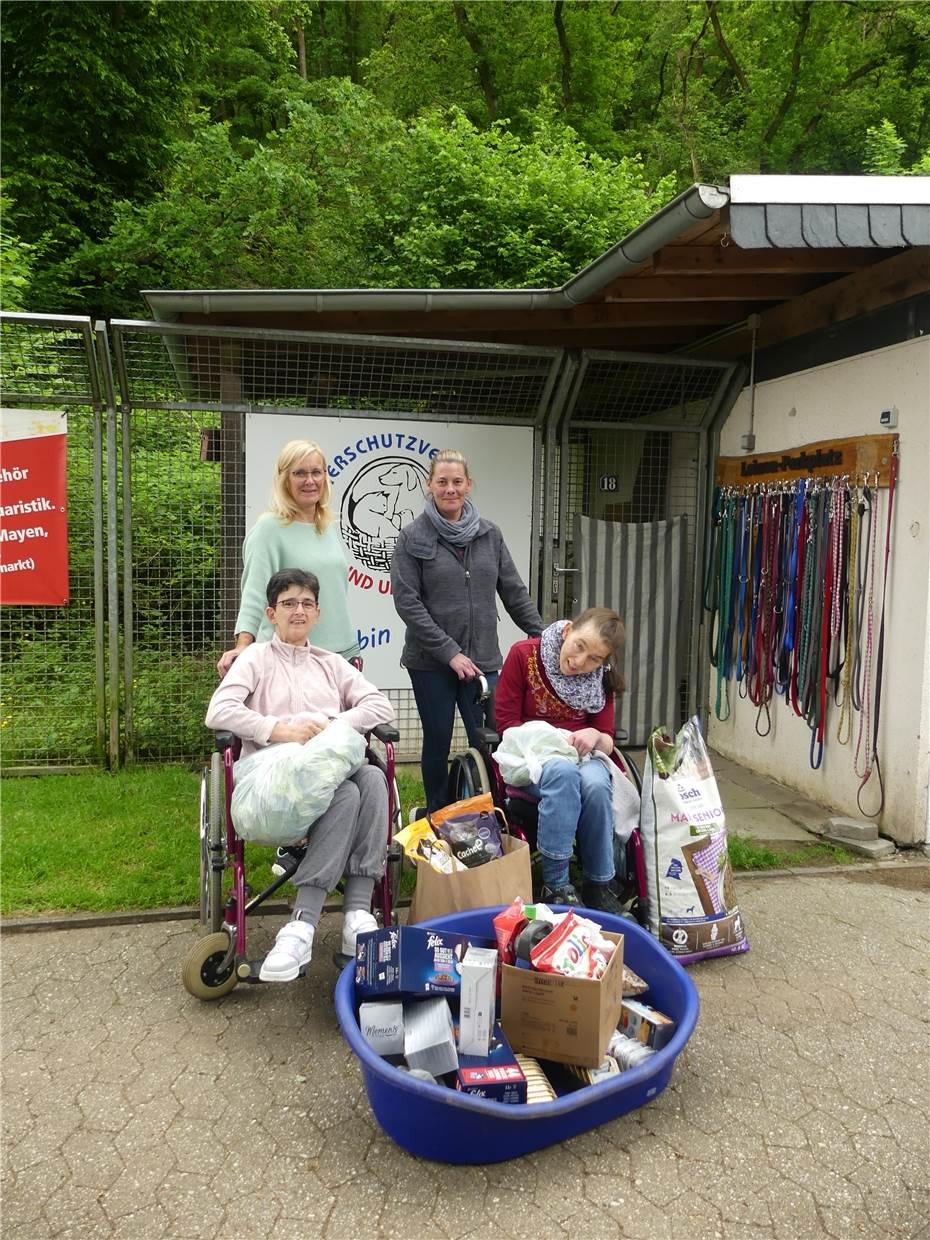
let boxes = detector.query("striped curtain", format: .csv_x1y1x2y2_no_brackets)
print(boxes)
573,513,688,745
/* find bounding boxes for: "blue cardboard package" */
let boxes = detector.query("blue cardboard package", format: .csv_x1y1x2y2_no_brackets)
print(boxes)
355,925,495,999
455,1021,527,1104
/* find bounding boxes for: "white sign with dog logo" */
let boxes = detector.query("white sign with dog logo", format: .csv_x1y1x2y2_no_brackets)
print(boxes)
244,415,535,687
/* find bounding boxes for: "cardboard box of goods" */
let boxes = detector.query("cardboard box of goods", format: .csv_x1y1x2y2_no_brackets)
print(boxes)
619,998,675,1050
355,925,494,999
500,930,624,1068
458,945,498,1057
455,1021,526,1104
359,1000,405,1056
404,996,459,1076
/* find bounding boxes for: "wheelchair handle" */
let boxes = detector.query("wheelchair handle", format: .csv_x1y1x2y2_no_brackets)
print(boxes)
475,673,490,702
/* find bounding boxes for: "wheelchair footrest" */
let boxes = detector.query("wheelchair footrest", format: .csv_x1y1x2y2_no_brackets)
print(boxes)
236,957,308,984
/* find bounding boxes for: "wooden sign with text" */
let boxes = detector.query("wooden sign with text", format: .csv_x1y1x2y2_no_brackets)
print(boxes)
715,434,898,488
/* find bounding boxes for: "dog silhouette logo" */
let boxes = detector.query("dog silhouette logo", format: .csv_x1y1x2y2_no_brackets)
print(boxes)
340,457,428,573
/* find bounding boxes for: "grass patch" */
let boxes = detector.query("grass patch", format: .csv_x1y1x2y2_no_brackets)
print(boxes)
2,765,427,916
728,833,859,871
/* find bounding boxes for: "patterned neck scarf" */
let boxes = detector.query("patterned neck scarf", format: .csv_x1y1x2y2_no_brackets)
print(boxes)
538,620,606,714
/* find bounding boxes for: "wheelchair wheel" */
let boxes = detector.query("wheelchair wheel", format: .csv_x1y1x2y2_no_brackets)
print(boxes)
181,932,238,1000
199,752,226,933
447,747,491,802
615,745,642,795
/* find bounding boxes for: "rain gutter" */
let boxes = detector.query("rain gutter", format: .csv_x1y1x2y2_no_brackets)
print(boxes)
143,184,729,321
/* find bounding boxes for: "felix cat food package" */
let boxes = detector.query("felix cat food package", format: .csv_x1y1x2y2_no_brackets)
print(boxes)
455,1021,527,1104
355,925,495,999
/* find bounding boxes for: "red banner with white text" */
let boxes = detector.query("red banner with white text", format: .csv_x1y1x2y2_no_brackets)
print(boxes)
0,409,70,605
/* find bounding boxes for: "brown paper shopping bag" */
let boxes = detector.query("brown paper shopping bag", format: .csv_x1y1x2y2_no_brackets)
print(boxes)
409,834,533,924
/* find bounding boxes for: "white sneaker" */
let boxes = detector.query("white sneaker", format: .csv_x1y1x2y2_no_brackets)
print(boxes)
342,909,378,956
259,917,315,982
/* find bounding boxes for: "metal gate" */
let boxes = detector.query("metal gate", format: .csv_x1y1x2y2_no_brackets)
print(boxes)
546,350,741,738
1,312,739,770
0,313,105,771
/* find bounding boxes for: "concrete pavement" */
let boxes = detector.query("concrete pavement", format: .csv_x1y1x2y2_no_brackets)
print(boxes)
2,864,928,1240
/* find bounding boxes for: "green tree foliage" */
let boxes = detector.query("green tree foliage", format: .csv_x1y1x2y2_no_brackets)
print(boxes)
0,195,36,311
359,1,930,181
368,107,676,287
0,1,221,308
86,84,675,311
4,0,928,310
864,119,930,175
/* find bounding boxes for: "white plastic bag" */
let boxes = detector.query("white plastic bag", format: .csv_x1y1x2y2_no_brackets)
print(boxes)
230,720,365,846
640,715,749,963
494,720,578,786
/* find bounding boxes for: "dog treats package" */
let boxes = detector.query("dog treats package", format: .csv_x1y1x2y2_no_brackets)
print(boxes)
640,715,749,963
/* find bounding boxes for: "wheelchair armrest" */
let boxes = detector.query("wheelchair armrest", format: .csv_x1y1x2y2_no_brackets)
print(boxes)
371,723,400,744
474,727,499,747
214,730,237,753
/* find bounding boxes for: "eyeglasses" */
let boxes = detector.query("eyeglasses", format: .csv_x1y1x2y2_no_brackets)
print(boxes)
276,598,319,612
290,469,326,482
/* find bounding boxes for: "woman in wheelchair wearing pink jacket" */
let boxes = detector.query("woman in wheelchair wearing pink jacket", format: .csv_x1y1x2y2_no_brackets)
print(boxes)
493,607,626,916
205,567,394,982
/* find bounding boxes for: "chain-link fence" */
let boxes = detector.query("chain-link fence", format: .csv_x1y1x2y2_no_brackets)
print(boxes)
1,313,738,770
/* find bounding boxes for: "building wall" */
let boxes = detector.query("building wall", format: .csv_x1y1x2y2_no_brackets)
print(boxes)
709,336,930,846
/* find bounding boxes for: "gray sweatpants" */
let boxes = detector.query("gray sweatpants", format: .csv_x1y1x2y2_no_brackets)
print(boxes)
292,764,387,921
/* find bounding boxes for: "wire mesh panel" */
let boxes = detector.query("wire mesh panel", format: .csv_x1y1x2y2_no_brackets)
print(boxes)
0,314,103,771
112,322,561,423
119,407,232,763
569,354,726,426
0,313,100,407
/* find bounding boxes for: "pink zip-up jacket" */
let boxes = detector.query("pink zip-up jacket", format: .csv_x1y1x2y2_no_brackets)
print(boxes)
205,635,394,758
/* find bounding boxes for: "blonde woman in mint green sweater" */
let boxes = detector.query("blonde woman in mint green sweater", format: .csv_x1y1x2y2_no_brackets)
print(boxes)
217,440,360,676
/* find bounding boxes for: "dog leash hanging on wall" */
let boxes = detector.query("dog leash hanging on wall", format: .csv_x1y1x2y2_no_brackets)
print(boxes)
705,435,898,812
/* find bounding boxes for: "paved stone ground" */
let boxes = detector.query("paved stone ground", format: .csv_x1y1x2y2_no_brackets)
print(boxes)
3,865,928,1240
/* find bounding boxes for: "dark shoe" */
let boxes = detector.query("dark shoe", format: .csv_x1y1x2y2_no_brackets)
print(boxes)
581,880,632,919
539,882,581,908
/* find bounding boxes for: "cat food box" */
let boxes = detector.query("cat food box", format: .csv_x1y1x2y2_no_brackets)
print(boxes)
355,925,495,999
454,1022,527,1104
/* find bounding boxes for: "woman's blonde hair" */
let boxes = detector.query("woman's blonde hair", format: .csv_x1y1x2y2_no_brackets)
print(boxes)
267,439,333,531
572,606,626,694
428,449,471,481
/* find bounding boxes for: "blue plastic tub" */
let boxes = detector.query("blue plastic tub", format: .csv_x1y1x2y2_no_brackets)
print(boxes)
335,906,699,1164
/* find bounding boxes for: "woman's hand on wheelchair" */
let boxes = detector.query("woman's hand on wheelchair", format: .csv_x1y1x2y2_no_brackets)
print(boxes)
570,727,611,758
217,647,239,677
217,634,254,678
449,653,481,681
270,718,329,744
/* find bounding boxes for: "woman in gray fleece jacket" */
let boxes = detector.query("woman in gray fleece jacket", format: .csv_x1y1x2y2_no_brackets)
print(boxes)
390,449,543,811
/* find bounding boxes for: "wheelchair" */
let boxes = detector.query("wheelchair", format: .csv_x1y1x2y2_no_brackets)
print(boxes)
446,679,649,924
182,720,403,1000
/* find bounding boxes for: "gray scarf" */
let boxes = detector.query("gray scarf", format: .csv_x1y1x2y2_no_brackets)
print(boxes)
423,496,481,547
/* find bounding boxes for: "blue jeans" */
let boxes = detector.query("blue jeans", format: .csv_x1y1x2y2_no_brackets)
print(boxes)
526,757,615,885
409,669,498,812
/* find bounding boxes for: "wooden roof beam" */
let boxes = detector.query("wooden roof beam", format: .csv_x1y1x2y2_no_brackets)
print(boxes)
695,246,930,360
600,274,823,302
653,245,893,276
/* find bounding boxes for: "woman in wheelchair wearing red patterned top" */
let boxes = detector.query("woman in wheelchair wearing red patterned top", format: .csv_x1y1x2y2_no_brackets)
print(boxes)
493,607,626,914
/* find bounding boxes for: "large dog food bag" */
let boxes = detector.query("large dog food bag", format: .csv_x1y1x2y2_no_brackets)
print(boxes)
640,715,749,963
